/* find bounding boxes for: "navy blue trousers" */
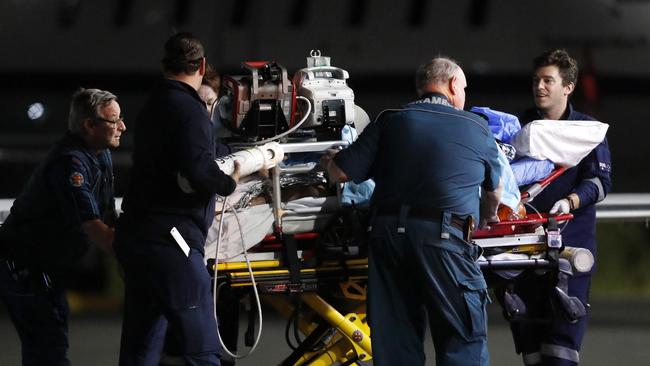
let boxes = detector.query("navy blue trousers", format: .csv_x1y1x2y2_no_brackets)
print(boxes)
115,238,221,366
367,216,490,366
506,272,591,365
0,259,70,366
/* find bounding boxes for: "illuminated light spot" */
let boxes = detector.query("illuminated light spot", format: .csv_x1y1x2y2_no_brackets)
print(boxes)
27,102,45,121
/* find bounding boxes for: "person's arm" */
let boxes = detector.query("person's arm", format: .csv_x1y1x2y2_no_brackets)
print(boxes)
480,181,503,229
230,160,241,184
320,151,349,183
215,141,233,158
177,106,237,196
549,138,612,214
81,219,114,254
49,154,116,252
328,114,383,183
573,138,612,208
480,137,503,229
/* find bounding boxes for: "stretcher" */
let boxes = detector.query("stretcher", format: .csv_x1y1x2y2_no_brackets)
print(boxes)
209,142,581,366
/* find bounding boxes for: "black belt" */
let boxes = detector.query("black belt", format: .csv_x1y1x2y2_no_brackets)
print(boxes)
374,205,467,233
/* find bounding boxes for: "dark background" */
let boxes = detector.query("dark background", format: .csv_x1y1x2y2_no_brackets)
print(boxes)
1,0,649,197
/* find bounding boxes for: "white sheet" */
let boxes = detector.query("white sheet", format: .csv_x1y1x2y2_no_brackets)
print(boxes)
510,120,608,167
205,203,274,262
204,196,340,262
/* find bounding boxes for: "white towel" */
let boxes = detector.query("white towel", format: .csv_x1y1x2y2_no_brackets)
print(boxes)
511,120,608,167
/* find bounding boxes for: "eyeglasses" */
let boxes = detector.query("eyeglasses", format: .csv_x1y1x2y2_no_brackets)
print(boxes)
94,116,125,129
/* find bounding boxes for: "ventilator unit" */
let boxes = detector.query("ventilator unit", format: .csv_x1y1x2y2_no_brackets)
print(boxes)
293,50,355,140
219,61,296,140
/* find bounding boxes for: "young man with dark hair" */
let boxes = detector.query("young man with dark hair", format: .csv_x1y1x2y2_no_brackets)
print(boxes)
114,32,239,366
0,88,124,366
530,49,580,121
504,49,612,366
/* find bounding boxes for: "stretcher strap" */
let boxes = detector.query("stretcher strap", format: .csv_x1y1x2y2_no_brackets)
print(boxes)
281,234,302,287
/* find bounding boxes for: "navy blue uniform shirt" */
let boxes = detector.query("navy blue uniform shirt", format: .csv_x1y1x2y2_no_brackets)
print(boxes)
0,132,115,272
334,93,502,221
520,104,612,257
120,79,236,252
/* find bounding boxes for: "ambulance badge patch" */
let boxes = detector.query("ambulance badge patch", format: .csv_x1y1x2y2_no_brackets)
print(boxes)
70,172,84,187
599,162,611,173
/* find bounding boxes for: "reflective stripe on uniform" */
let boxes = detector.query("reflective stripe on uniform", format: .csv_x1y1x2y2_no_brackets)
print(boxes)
522,351,542,365
585,177,605,202
541,343,580,363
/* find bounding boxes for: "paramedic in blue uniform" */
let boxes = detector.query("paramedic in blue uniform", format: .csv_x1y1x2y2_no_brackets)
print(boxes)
114,32,239,366
159,60,239,366
322,57,502,366
507,49,612,366
0,88,124,366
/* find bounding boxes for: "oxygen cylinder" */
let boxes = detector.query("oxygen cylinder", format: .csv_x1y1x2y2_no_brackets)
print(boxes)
216,142,284,177
560,246,595,273
177,142,284,193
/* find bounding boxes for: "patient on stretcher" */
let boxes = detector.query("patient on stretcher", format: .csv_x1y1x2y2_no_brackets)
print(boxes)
207,109,609,267
205,169,339,261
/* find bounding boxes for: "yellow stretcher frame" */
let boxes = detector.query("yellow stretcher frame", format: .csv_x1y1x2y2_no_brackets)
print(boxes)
212,240,560,365
214,258,372,366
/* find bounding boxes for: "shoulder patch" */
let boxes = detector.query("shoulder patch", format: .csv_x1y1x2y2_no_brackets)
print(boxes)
70,172,85,187
599,162,612,173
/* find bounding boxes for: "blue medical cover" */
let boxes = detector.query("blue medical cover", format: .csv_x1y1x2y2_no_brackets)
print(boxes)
510,157,555,186
340,125,375,207
470,106,521,143
341,179,376,208
497,147,521,209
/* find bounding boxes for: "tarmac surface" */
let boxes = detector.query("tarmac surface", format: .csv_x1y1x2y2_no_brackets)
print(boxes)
1,299,649,365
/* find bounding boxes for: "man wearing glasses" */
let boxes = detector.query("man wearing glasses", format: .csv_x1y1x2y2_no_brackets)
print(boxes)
0,88,125,366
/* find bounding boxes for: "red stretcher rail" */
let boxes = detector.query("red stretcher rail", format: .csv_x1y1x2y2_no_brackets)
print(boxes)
520,166,567,203
473,213,573,239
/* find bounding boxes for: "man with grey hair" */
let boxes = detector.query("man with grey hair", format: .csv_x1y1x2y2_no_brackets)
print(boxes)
322,56,501,365
0,87,125,366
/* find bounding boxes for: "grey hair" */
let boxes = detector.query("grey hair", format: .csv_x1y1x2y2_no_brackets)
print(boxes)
415,57,460,92
68,88,117,135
